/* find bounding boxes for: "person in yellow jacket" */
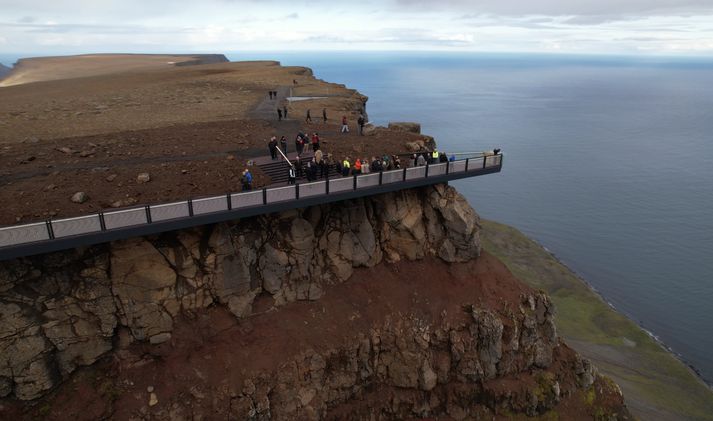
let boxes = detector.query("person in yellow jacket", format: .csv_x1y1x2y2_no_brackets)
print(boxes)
342,158,351,177
431,149,439,164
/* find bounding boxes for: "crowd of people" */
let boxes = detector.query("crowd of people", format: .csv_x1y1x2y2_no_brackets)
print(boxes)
248,97,472,192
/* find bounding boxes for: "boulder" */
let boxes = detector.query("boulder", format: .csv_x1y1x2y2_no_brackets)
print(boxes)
71,191,88,203
137,172,151,183
362,123,378,136
388,122,421,134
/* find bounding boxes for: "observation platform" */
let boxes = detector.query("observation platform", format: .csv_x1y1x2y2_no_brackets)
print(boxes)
0,153,503,260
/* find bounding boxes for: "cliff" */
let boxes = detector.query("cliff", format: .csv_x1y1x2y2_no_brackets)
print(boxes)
0,53,228,87
0,64,11,79
0,184,629,419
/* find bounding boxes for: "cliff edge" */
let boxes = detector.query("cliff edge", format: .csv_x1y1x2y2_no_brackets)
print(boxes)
0,185,630,420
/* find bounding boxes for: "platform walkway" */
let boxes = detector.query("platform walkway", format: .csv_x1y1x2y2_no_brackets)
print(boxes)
0,153,503,260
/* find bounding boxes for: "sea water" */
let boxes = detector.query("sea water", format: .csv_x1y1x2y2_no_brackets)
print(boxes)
228,51,713,383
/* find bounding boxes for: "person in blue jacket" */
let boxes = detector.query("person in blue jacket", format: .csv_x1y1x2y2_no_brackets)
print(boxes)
241,169,253,191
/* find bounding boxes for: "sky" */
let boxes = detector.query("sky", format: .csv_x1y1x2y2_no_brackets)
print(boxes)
1,0,713,56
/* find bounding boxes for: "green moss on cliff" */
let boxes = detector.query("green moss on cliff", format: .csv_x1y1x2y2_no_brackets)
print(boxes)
481,219,713,421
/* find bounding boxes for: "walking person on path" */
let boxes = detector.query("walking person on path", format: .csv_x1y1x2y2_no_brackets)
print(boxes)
280,135,288,153
357,114,365,136
323,108,327,123
283,105,288,119
277,108,282,121
341,115,349,134
306,109,312,123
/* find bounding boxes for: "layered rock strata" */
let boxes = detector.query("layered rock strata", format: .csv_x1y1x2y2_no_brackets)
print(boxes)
0,184,478,400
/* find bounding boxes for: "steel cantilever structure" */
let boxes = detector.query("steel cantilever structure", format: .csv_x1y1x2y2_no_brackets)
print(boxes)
0,154,503,261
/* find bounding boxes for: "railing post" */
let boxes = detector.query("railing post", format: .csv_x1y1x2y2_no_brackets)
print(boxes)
483,156,487,169
353,174,357,190
262,188,268,205
403,167,407,181
446,161,450,175
226,193,232,210
425,163,429,178
296,183,300,199
98,212,107,231
145,205,152,223
379,171,383,185
45,219,55,240
188,199,194,217
326,177,330,194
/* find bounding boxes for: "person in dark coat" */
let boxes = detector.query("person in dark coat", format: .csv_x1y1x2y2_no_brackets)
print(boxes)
295,133,305,156
306,109,312,123
277,108,282,121
283,105,288,119
268,137,278,160
280,135,288,153
322,108,327,123
357,114,365,135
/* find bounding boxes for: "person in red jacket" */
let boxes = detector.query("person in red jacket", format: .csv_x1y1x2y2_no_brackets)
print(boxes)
311,132,320,151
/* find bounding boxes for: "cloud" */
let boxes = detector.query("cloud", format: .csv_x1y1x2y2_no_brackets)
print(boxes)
1,0,712,54
395,0,713,17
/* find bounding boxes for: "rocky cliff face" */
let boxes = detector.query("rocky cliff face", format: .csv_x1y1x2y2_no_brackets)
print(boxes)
224,295,613,420
0,183,629,420
0,184,478,401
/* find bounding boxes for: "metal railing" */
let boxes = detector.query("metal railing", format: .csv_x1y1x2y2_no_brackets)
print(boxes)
0,154,502,254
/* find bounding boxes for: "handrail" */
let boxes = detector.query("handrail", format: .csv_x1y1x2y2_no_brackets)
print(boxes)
275,145,293,168
0,152,502,259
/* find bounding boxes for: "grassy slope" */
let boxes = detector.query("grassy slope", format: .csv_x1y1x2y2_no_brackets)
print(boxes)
480,219,713,421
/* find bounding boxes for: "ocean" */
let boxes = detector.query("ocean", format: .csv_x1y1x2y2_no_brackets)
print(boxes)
2,51,712,383
226,51,713,382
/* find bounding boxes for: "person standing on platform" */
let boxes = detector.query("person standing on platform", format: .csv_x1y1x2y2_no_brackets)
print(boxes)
342,157,351,176
280,135,288,153
311,132,320,152
268,136,278,160
417,153,426,167
288,165,296,185
241,169,253,191
341,115,349,134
